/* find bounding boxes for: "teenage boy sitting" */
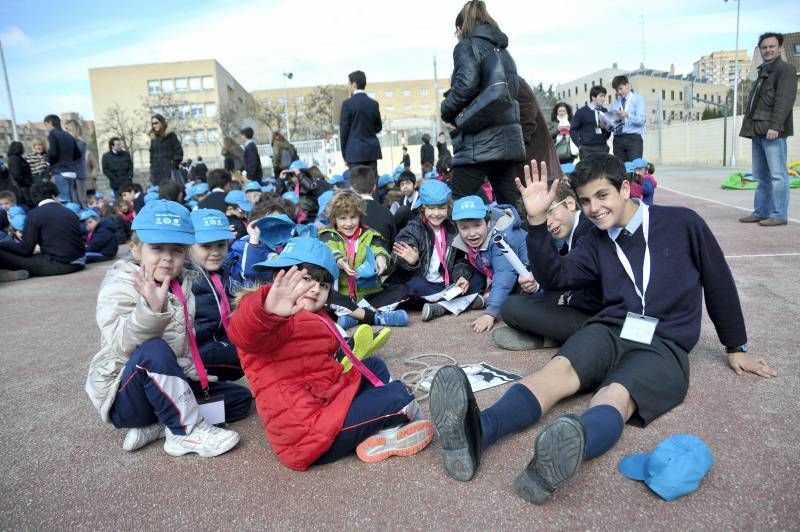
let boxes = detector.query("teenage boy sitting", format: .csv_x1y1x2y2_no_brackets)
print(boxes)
429,154,776,505
392,170,419,231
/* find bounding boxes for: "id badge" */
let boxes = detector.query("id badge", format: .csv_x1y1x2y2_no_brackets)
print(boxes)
198,394,226,425
595,127,603,134
620,312,658,345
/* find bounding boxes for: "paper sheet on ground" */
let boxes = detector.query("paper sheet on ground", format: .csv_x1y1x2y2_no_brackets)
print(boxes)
418,362,521,393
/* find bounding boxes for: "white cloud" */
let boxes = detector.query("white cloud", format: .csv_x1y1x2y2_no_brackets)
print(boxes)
1,26,31,49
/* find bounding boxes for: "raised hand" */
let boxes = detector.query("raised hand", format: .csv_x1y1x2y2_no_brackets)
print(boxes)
514,159,560,225
264,266,314,317
133,264,170,312
375,255,388,275
392,242,419,266
246,220,261,245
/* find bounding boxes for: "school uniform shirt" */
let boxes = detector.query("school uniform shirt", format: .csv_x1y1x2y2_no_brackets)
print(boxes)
0,199,84,264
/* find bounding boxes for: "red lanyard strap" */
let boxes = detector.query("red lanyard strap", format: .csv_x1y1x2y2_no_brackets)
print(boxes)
468,247,493,279
170,279,209,392
313,314,384,388
433,226,450,285
209,273,231,336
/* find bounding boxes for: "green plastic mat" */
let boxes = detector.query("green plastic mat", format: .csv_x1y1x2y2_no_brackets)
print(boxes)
721,173,800,190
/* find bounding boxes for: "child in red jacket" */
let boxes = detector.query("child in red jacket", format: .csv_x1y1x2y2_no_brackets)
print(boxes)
228,237,433,470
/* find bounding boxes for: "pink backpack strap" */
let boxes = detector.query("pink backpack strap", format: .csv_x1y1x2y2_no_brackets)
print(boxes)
313,314,384,387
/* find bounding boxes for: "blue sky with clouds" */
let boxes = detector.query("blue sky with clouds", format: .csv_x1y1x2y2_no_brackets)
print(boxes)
1,0,798,122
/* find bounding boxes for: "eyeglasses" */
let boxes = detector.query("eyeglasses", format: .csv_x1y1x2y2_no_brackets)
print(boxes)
546,199,569,216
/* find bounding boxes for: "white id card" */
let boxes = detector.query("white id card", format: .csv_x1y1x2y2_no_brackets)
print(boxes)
620,312,658,345
595,127,603,134
198,394,226,425
442,285,465,301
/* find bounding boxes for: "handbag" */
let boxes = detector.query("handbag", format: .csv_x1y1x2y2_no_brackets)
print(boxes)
455,42,514,134
556,136,573,163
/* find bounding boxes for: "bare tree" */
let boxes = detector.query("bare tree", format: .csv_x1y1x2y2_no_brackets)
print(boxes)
300,85,336,139
97,103,145,154
142,92,193,146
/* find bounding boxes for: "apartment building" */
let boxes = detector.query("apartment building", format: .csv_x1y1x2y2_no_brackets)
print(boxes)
693,50,750,87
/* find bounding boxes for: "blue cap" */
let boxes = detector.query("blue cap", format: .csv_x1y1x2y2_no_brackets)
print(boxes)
224,190,252,213
7,206,25,217
132,199,195,245
452,195,487,221
632,158,649,169
355,246,379,289
64,202,81,214
253,236,338,280
424,171,438,180
190,182,209,197
144,192,159,204
10,213,25,231
317,190,334,215
378,173,395,188
261,184,276,193
412,179,452,209
94,191,104,199
293,223,317,239
624,161,636,173
289,160,307,172
244,181,262,192
394,165,405,176
282,191,299,205
328,174,344,185
619,434,714,502
191,208,235,244
560,163,575,174
187,200,198,210
264,177,277,184
79,209,99,221
147,185,160,194
254,214,295,249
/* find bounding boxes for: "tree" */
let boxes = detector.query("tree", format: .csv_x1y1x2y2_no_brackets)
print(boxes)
97,103,145,155
701,106,725,120
300,85,337,139
142,92,193,145
529,80,558,114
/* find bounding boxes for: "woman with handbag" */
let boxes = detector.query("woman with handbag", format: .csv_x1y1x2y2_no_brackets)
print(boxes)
550,103,578,164
441,0,525,206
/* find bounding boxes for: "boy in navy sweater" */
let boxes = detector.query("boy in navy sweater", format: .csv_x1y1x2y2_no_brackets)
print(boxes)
429,154,776,505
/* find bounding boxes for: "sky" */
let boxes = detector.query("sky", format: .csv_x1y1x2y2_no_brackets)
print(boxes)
0,0,798,123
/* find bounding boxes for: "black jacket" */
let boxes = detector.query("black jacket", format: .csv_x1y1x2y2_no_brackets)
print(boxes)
243,142,263,182
191,268,231,346
149,131,183,182
363,197,396,247
441,23,525,167
570,104,610,147
394,217,470,280
7,143,32,187
340,92,383,164
420,143,434,166
47,128,81,174
101,150,134,191
192,162,208,180
198,191,228,213
86,218,120,258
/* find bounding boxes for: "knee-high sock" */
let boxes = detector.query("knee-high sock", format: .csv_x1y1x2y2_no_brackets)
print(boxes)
480,383,542,448
581,404,624,460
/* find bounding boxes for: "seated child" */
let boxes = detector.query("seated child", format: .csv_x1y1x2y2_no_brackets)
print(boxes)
318,190,409,329
81,210,119,263
228,237,434,470
85,199,251,457
376,173,395,206
244,181,262,205
625,161,643,200
119,182,145,213
0,190,19,213
328,174,346,192
224,190,251,240
632,158,657,206
9,212,25,243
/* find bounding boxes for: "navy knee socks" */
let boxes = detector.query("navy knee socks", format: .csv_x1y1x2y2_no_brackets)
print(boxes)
580,404,624,461
480,383,542,448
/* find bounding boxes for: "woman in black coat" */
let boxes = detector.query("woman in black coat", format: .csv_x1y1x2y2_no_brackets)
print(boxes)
440,0,525,206
7,142,33,207
148,113,183,184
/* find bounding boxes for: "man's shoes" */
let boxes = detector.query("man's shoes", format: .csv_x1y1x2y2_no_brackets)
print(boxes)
356,419,434,463
163,420,240,457
0,269,29,282
375,309,409,327
337,315,359,330
738,214,766,223
429,365,483,481
513,415,586,505
758,218,788,226
492,327,558,351
469,294,485,310
123,423,166,451
421,302,447,322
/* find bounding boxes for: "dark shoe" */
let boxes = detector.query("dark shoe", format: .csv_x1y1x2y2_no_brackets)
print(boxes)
738,214,766,223
513,415,586,505
758,218,788,226
0,269,29,282
492,327,546,351
421,302,447,322
429,365,483,481
469,294,485,310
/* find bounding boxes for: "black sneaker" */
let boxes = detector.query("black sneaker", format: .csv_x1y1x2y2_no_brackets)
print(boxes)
513,415,586,505
0,269,30,282
469,294,485,310
421,302,447,322
429,365,483,481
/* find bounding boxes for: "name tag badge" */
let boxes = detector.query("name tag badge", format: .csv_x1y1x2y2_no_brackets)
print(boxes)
595,127,603,135
620,312,658,345
198,394,226,425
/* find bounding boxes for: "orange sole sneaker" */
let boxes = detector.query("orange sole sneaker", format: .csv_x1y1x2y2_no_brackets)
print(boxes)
356,419,435,463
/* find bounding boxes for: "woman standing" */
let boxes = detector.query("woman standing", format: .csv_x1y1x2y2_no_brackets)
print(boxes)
271,131,297,178
221,136,245,175
149,114,183,184
7,142,33,207
549,102,577,164
28,137,50,184
440,0,525,205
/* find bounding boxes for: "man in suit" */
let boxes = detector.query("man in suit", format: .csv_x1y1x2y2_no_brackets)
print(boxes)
339,70,382,175
240,127,263,183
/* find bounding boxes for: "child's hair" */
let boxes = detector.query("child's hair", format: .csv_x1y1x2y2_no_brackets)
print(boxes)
436,158,452,177
119,182,140,195
0,190,17,203
251,195,289,219
232,262,333,308
421,133,431,144
158,180,182,201
570,154,627,193
383,188,404,208
554,180,577,203
647,163,655,174
207,168,232,190
99,203,116,218
32,137,47,150
348,165,376,194
31,181,59,205
228,180,243,191
328,190,366,221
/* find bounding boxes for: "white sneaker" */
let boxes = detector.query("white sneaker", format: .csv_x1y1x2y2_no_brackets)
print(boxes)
123,424,166,452
163,420,240,457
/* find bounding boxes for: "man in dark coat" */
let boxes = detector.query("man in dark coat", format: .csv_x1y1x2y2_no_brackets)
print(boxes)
339,70,383,175
44,114,82,203
101,137,134,196
240,128,263,183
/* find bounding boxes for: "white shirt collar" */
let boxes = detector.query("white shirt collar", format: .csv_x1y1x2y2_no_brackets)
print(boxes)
38,198,58,207
567,210,581,251
359,193,374,201
353,89,367,95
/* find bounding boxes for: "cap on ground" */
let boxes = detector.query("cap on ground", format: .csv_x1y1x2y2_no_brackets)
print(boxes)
132,199,195,245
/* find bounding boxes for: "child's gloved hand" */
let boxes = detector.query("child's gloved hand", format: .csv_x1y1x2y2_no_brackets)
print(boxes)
264,266,315,317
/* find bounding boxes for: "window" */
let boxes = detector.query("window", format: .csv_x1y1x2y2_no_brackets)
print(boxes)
662,110,666,120
161,79,174,93
403,104,412,112
599,78,603,87
652,88,656,93
419,88,429,96
189,76,202,91
182,132,193,144
175,78,188,92
437,87,445,94
679,111,683,119
584,83,587,92
202,76,214,90
205,103,217,117
661,90,666,99
567,89,571,97
574,86,578,95
420,102,430,110
703,93,707,101
207,129,220,143
717,94,721,103
195,130,206,144
402,89,411,97
191,104,204,118
679,91,683,101
148,80,161,95
296,96,304,105
367,92,376,99
178,104,190,118
384,90,393,97
671,90,675,101
385,105,395,112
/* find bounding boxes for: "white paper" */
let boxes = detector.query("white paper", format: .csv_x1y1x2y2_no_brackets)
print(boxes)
419,362,521,393
198,400,225,425
600,111,623,131
492,235,530,278
437,292,478,315
442,285,464,301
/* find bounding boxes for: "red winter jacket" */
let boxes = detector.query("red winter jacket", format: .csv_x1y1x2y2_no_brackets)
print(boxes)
228,285,361,471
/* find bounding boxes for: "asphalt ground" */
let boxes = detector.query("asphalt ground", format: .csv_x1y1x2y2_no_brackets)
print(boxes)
1,165,798,530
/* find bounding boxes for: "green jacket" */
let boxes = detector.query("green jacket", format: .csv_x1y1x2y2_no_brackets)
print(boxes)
318,227,391,300
739,57,797,139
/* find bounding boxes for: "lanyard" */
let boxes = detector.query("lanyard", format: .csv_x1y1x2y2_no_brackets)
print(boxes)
170,279,210,393
209,273,231,335
313,314,384,387
611,204,650,315
468,247,493,279
294,182,300,197
433,226,450,285
344,229,361,299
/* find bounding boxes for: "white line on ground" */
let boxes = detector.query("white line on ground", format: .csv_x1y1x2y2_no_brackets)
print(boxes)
725,253,800,258
659,185,800,224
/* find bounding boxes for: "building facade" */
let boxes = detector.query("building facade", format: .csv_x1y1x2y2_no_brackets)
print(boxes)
693,50,751,87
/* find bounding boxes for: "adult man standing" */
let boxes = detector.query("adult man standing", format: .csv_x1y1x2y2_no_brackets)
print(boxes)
570,86,612,161
609,76,646,162
44,114,81,203
339,70,382,175
102,137,134,197
240,127,263,184
739,32,797,227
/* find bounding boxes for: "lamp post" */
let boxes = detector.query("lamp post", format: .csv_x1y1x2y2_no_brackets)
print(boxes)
725,0,741,167
0,39,19,142
282,72,293,142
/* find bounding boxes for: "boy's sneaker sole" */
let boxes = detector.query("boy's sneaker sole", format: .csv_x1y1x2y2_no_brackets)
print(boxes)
0,269,29,282
429,365,482,482
513,415,585,505
356,419,434,463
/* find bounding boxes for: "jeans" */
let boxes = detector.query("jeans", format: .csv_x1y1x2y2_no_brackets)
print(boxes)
751,136,790,220
53,173,73,203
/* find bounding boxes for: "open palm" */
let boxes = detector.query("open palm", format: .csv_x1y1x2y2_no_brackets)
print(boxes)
264,266,314,317
514,159,560,223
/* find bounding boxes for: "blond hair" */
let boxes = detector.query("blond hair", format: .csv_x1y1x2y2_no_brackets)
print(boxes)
327,190,366,221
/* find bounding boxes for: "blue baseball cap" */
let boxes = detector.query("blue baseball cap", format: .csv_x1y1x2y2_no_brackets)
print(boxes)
393,165,405,176
412,179,452,209
289,160,307,172
624,161,636,173
190,182,209,197
191,208,235,244
147,185,160,194
424,171,438,180
187,200,198,210
254,214,295,249
132,199,195,245
619,434,714,502
94,191,104,199
10,213,25,231
79,209,99,221
282,191,299,205
378,173,395,188
261,184,276,193
224,190,252,213
244,181,262,192
7,206,25,217
253,236,338,280
560,163,575,174
144,191,159,204
64,202,81,214
328,174,344,185
452,195,488,221
317,190,334,215
264,177,277,184
631,158,649,169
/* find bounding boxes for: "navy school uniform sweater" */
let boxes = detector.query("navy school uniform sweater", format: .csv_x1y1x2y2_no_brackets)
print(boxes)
191,268,231,346
85,218,120,258
527,204,746,353
0,201,84,263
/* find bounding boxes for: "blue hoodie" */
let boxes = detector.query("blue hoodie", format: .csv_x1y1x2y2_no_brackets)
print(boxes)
451,204,529,317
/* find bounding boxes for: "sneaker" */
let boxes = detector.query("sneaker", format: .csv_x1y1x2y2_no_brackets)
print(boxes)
738,214,766,223
513,415,586,505
421,302,447,322
429,365,482,481
758,218,788,226
469,294,485,310
163,420,240,457
342,325,392,373
375,309,409,327
492,327,554,351
0,269,29,282
337,314,359,330
123,423,166,452
356,419,434,463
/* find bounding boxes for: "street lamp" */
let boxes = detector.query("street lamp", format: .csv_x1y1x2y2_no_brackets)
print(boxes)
725,0,741,167
282,72,293,142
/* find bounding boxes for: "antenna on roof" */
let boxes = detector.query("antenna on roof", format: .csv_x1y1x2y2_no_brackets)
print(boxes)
640,15,646,67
